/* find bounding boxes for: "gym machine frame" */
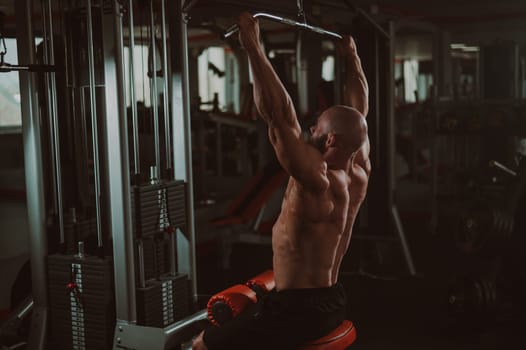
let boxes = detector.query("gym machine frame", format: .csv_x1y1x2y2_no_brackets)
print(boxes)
101,0,205,348
14,0,205,349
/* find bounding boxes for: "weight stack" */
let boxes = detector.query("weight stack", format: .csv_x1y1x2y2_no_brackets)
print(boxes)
47,254,115,350
136,236,171,281
131,180,186,238
136,273,190,327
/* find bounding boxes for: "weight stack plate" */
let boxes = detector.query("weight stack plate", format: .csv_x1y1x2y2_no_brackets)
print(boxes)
131,180,187,238
136,273,190,328
137,237,171,282
47,254,115,350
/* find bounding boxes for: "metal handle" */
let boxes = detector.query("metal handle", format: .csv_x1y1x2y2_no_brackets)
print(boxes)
223,12,342,40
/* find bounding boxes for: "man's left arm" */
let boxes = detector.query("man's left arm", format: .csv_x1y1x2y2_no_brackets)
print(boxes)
338,35,369,117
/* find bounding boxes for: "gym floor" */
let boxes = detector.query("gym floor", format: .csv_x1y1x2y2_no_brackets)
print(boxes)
195,180,526,349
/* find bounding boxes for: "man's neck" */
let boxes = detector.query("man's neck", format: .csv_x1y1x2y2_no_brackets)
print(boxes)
324,151,349,171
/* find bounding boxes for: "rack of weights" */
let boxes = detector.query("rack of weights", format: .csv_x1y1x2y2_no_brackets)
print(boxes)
134,232,191,327
130,144,191,328
133,189,190,327
126,0,194,329
131,180,187,238
136,274,190,328
139,236,170,280
47,245,114,350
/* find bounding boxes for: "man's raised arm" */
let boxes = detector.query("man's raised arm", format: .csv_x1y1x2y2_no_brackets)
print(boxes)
238,12,298,129
237,12,329,191
338,36,369,117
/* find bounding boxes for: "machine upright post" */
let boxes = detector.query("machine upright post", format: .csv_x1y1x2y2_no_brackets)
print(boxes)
385,21,416,276
15,0,48,348
42,0,65,244
100,0,137,324
169,0,198,301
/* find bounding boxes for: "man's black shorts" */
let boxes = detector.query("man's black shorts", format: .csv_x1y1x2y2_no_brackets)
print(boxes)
203,283,347,350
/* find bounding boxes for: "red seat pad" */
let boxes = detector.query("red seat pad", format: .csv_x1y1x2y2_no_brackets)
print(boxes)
299,320,357,350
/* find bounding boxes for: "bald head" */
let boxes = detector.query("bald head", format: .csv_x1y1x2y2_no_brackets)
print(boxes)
317,105,367,155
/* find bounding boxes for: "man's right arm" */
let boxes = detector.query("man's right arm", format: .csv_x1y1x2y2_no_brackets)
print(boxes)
238,12,329,191
339,36,369,117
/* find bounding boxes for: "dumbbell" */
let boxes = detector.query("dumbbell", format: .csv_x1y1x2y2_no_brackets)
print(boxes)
456,202,514,255
448,275,497,319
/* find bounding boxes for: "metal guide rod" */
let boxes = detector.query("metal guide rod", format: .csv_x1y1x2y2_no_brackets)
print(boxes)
223,12,342,40
39,1,56,212
180,5,198,301
137,240,146,288
392,206,416,276
128,0,140,176
59,0,69,86
86,0,103,247
296,0,305,22
43,0,66,244
150,0,161,179
161,0,172,172
161,0,177,276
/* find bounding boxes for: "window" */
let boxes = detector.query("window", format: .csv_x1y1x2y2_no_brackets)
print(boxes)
123,44,152,107
0,37,44,131
198,47,226,111
322,55,335,82
0,38,22,129
403,59,419,103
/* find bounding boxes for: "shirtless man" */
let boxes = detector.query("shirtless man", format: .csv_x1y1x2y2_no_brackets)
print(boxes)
193,12,370,350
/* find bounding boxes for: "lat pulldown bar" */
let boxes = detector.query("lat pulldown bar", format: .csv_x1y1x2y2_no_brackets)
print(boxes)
223,12,342,40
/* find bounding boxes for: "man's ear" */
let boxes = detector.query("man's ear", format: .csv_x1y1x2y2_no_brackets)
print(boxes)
326,133,337,148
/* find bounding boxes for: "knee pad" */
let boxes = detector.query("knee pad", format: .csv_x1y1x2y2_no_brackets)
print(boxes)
207,284,257,326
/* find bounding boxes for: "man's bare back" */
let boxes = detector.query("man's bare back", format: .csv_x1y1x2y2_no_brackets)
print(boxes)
273,135,370,291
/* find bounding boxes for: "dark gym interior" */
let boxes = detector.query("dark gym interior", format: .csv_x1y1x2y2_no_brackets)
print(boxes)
0,0,525,349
